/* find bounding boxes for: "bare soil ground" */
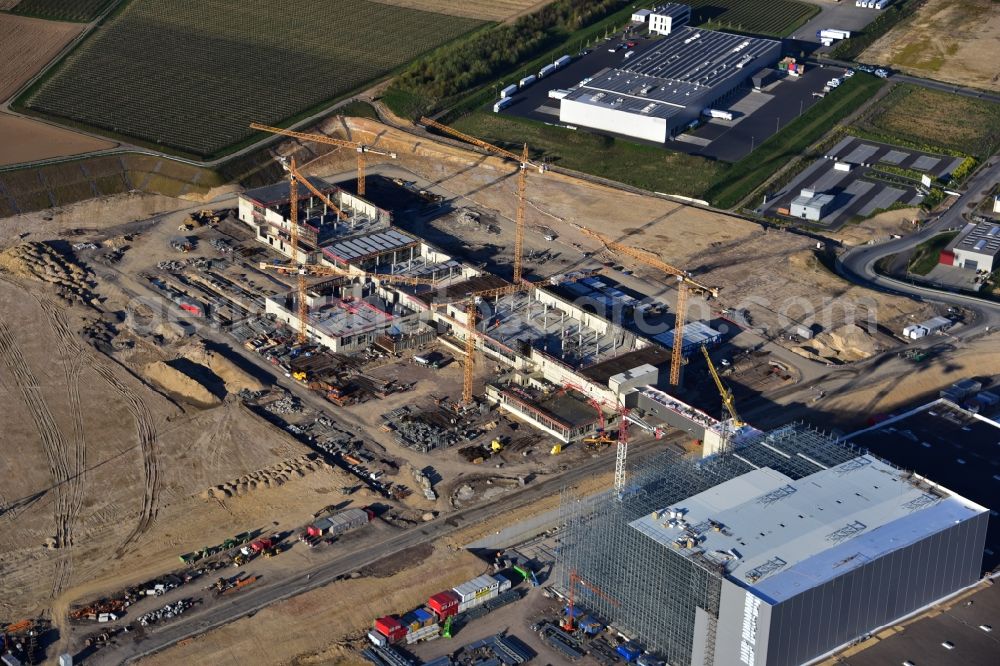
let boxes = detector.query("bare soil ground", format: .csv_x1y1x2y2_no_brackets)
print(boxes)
0,112,115,166
315,117,931,348
829,207,921,247
370,0,550,21
0,13,81,102
139,470,612,666
862,0,1000,92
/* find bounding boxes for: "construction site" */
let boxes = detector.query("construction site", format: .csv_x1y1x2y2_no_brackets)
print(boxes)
1,106,997,666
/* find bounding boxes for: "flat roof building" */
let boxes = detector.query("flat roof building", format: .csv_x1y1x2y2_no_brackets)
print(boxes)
648,3,691,36
560,27,781,142
790,187,835,222
654,320,723,354
560,425,989,666
945,220,1000,273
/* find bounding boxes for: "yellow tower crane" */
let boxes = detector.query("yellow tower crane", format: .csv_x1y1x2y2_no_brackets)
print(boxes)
576,226,717,385
250,122,397,196
701,345,743,428
419,117,546,284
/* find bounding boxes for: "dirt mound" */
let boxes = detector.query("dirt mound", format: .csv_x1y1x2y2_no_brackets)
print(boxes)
144,360,220,407
201,454,324,499
181,341,265,393
796,323,884,363
0,241,96,305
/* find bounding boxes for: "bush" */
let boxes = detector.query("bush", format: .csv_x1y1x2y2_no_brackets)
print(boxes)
950,156,978,183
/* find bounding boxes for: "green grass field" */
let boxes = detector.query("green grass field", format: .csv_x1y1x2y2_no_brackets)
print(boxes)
21,0,482,157
851,84,1000,159
450,112,725,199
8,0,116,22
684,0,818,37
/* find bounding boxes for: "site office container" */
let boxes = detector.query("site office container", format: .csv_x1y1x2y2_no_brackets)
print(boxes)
493,573,513,593
250,538,273,552
374,616,408,643
453,574,500,602
427,591,460,619
457,588,499,612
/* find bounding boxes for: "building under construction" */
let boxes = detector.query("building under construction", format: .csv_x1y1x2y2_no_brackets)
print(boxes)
558,425,988,666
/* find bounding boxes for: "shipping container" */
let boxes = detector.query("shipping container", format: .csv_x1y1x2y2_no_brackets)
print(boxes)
500,84,518,98
457,588,499,612
555,55,572,68
453,574,500,602
492,573,513,593
401,612,421,634
374,616,408,643
367,630,388,647
428,590,461,619
519,75,536,89
414,608,435,628
539,64,556,79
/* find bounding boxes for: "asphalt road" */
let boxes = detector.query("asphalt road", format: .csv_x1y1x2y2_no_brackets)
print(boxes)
90,443,649,665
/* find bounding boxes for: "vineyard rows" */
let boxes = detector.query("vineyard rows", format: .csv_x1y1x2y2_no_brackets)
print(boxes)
9,0,116,22
687,0,817,38
24,0,481,157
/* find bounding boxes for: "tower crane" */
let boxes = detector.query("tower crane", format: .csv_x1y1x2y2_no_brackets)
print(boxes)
701,344,744,431
576,226,718,297
420,117,546,283
285,157,308,344
250,122,397,196
457,283,530,405
576,226,713,386
562,569,619,632
670,277,689,387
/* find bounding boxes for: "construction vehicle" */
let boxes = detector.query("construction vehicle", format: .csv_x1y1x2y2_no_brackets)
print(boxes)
562,570,619,632
550,443,562,455
490,438,504,453
249,122,397,196
421,117,546,284
441,615,453,638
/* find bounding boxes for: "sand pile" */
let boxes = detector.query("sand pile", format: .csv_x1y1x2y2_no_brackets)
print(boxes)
0,241,95,305
200,454,325,499
181,341,265,393
796,323,884,363
144,360,220,407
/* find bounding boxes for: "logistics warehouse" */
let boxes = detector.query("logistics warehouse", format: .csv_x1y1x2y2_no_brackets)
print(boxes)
559,27,781,143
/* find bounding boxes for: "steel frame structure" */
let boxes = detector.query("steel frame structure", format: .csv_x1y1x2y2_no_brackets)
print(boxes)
558,424,862,665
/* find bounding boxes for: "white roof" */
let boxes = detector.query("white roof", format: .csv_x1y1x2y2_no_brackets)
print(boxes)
630,455,986,603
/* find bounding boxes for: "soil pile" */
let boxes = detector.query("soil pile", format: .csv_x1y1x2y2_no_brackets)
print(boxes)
144,360,220,407
0,241,95,305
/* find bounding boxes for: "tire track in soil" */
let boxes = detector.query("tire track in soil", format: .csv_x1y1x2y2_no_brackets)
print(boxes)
92,362,160,558
0,319,74,596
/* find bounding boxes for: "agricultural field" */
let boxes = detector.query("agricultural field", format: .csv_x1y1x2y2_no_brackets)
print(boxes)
851,84,1000,159
21,0,483,157
370,0,547,21
686,0,818,37
6,0,116,21
0,113,114,167
0,13,81,102
862,0,1000,92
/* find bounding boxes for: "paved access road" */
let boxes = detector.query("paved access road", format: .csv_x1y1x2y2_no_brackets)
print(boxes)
92,443,646,665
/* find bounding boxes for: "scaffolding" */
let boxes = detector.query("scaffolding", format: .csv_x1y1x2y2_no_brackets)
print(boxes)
558,424,862,666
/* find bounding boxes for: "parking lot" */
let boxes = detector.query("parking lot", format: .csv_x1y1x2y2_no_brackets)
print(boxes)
764,136,965,229
495,32,854,163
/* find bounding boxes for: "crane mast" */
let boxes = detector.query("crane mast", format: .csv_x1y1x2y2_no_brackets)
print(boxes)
419,117,544,285
701,345,743,428
287,159,308,345
669,278,689,386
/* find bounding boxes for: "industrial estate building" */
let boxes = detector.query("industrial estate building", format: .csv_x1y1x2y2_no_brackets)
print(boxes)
941,220,1000,272
647,3,691,36
559,26,781,142
560,426,988,666
790,188,835,222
